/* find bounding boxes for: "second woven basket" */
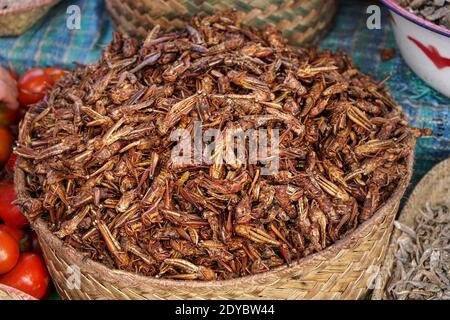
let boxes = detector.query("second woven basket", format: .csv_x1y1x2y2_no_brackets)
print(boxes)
105,0,337,45
0,0,60,36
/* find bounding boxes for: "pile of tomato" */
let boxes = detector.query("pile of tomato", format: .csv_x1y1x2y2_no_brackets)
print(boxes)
0,66,67,299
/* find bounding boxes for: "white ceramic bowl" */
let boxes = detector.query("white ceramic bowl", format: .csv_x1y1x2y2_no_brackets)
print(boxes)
381,0,450,98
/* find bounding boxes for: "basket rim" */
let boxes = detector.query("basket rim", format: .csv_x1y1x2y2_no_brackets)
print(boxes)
14,113,415,291
105,0,338,44
0,0,58,16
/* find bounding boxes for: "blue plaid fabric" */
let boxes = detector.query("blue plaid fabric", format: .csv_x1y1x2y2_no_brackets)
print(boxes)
0,0,448,188
0,0,111,72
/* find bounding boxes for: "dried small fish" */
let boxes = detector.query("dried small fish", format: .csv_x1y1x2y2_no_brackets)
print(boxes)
388,201,450,300
397,0,450,29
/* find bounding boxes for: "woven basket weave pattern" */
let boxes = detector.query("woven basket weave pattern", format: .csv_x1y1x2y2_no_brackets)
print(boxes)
105,0,337,45
15,142,414,300
0,0,60,36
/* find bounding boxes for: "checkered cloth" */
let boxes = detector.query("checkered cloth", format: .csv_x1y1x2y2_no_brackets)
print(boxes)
0,0,448,188
0,0,111,72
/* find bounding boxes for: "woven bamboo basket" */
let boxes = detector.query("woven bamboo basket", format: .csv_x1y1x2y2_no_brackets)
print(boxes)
0,284,36,300
14,131,415,300
0,0,60,36
105,0,337,46
371,157,450,300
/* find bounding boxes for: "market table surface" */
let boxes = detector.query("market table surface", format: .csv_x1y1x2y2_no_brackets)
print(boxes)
0,0,448,300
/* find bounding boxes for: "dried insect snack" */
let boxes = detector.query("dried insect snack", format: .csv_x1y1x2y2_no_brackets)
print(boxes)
15,11,432,280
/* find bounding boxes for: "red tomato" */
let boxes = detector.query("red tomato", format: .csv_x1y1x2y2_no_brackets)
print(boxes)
5,153,17,173
0,224,24,242
0,224,30,252
0,126,13,166
0,253,50,299
0,181,28,229
17,68,52,106
44,67,67,84
0,229,20,274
